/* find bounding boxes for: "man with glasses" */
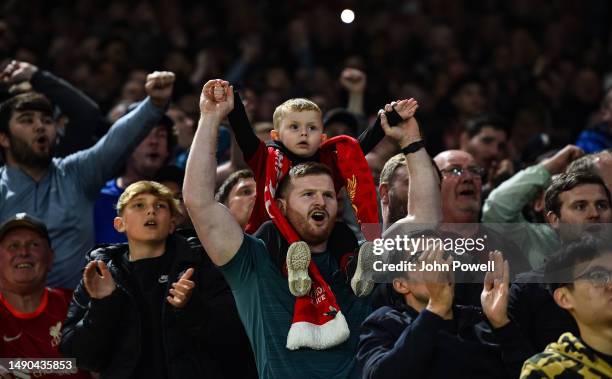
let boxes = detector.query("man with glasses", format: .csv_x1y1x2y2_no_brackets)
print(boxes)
434,150,530,280
520,236,612,378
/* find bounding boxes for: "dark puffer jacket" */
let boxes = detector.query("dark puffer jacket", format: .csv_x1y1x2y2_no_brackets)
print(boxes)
59,233,232,379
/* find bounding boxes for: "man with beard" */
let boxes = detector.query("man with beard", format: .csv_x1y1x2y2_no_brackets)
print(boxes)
184,81,381,379
93,113,175,244
0,71,175,289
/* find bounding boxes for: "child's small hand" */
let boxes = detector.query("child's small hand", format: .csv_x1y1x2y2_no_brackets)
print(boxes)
391,98,418,120
380,99,421,147
167,268,195,309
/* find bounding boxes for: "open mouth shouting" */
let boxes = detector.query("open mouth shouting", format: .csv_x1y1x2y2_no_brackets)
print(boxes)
309,209,328,225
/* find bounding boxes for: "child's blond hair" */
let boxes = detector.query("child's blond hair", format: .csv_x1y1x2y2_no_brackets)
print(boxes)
272,98,322,130
116,180,182,217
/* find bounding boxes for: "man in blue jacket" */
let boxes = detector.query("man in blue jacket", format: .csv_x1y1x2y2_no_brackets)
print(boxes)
0,71,175,289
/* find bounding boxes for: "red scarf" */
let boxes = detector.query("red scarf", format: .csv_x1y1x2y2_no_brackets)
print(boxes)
262,135,379,350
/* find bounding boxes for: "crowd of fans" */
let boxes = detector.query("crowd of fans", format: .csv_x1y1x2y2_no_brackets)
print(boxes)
1,0,611,378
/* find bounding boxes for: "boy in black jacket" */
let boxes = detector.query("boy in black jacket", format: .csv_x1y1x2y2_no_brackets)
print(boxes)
60,181,223,379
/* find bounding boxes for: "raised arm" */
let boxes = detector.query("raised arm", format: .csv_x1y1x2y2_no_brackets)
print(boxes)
183,80,244,266
62,71,174,197
483,145,584,223
383,100,442,226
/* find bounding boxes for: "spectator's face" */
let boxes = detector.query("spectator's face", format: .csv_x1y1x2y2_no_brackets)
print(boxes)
128,125,169,178
452,84,486,118
435,151,482,221
273,110,325,158
0,228,53,294
226,177,257,229
168,108,195,150
1,110,56,169
385,165,409,225
460,126,507,171
114,193,175,243
280,174,337,246
547,184,611,241
554,253,612,330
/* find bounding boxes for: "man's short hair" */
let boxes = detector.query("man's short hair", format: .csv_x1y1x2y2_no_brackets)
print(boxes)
272,98,321,130
0,92,53,135
464,113,511,138
544,171,611,216
544,235,611,293
215,169,255,205
116,180,182,217
276,162,333,199
566,153,602,176
380,154,406,185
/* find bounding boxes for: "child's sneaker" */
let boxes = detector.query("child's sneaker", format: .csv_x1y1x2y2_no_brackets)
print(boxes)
287,241,312,297
351,241,376,297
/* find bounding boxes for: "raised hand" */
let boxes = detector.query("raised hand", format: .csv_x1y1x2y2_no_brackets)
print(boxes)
145,71,175,108
421,248,454,320
339,68,366,94
199,79,234,120
1,60,38,85
541,144,584,175
83,261,117,299
481,251,510,328
379,98,421,148
167,268,195,308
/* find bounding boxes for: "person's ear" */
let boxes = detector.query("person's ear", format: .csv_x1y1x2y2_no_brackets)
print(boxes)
459,131,469,149
113,217,126,233
271,129,280,141
0,132,10,150
553,287,574,312
320,133,328,143
379,183,390,205
392,277,410,295
276,198,286,215
546,211,560,229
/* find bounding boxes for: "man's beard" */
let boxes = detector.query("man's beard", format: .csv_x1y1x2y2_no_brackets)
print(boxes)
9,134,53,169
387,195,408,225
285,206,335,246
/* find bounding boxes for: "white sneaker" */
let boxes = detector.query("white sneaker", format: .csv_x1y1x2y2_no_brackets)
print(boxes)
351,241,376,297
287,241,312,297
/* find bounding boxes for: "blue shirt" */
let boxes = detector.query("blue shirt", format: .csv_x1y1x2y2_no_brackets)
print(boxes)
0,98,165,289
93,178,127,244
219,234,371,379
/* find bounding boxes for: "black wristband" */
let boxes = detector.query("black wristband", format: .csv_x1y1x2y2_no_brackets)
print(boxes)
401,140,425,155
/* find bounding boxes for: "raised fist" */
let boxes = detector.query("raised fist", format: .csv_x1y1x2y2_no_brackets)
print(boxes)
1,60,38,85
199,79,234,120
145,71,175,108
340,68,366,93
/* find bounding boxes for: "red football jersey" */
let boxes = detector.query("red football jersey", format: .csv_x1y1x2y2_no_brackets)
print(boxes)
0,287,91,378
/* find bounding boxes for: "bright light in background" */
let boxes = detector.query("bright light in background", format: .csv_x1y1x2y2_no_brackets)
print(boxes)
341,9,355,24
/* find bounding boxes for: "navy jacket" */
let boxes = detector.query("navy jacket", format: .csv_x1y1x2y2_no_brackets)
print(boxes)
357,303,531,379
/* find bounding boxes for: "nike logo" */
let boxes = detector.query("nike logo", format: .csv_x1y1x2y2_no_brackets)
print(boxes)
3,332,22,342
158,275,168,284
